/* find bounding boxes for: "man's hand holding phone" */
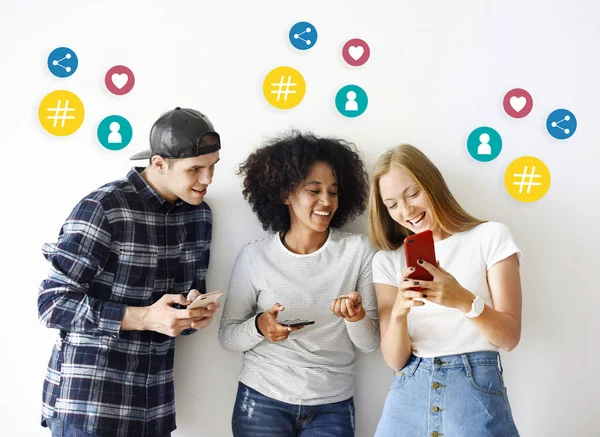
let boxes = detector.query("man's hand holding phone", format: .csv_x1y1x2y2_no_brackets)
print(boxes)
257,303,306,342
185,289,221,329
123,290,220,337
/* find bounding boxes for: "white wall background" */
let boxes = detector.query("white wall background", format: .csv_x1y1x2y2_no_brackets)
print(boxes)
1,1,598,436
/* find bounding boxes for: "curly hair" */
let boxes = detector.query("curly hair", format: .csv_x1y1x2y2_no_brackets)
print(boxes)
237,130,369,232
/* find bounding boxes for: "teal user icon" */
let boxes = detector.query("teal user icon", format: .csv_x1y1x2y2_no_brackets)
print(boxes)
466,126,502,162
97,115,132,151
335,85,368,118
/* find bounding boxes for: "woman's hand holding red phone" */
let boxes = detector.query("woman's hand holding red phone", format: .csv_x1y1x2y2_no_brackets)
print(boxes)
393,266,427,318
401,230,475,314
410,260,475,313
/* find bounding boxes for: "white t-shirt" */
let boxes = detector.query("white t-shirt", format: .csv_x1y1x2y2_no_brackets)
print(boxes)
372,221,521,358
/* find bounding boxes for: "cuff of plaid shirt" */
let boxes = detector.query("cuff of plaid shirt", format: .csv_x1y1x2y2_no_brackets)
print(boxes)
99,301,127,337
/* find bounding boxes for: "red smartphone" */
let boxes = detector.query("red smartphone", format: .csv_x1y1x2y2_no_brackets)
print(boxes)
404,230,437,284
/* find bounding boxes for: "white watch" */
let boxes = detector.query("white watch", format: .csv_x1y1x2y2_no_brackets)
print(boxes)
463,296,484,319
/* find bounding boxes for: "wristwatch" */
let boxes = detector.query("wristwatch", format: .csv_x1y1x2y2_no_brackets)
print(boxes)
463,296,484,319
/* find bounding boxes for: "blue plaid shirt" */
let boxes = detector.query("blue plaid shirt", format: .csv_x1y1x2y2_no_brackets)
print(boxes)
38,168,212,437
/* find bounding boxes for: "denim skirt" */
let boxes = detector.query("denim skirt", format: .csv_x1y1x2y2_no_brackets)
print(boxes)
374,351,519,437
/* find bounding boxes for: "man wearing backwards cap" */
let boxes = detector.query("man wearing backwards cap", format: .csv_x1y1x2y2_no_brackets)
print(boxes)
38,108,221,437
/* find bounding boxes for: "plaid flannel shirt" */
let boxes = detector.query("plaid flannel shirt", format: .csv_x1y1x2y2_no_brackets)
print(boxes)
38,168,212,437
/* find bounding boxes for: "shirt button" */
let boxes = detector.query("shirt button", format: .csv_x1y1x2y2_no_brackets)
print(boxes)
431,406,440,412
432,382,440,389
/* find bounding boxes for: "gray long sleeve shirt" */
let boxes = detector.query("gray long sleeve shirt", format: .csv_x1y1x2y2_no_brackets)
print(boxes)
219,229,380,405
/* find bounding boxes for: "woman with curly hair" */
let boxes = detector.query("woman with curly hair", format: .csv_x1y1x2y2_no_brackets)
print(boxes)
219,131,380,437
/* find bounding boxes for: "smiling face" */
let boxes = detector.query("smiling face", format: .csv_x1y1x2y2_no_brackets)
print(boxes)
285,161,339,234
378,166,443,240
162,151,220,205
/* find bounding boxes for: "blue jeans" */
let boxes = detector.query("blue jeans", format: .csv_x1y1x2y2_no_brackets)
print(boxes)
46,419,97,437
232,382,355,437
375,351,520,437
46,419,172,437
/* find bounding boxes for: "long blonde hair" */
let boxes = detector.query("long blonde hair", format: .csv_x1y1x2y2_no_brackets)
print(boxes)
368,144,485,250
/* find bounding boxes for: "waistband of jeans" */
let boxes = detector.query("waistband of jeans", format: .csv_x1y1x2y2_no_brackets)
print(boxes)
404,351,501,372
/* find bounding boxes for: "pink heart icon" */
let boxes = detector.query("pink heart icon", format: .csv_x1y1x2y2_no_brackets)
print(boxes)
342,39,370,66
503,88,533,118
105,65,135,95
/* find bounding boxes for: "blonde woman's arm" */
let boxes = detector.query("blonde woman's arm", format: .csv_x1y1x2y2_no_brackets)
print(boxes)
376,266,424,370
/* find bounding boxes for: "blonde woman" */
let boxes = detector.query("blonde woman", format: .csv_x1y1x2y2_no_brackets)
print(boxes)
369,144,521,437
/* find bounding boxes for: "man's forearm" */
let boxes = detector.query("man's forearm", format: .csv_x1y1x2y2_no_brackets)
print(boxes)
121,306,149,331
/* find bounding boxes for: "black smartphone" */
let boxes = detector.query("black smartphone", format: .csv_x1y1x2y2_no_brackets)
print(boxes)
278,319,315,328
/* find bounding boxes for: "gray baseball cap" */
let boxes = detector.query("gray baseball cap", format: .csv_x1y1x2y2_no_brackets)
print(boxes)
129,107,220,160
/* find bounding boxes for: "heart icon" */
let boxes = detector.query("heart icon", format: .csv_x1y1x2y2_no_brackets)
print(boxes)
503,88,532,118
348,46,364,61
509,96,527,112
111,73,128,89
105,65,135,95
342,38,370,66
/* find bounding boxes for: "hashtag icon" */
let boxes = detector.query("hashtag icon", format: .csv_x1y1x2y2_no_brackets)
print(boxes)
271,75,297,101
47,99,76,128
513,166,542,194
